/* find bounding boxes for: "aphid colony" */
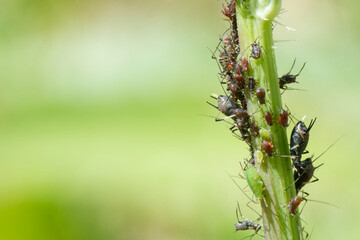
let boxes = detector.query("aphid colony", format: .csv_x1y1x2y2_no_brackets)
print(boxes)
208,0,325,235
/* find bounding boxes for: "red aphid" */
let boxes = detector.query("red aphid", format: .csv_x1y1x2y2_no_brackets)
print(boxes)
262,140,274,156
278,109,289,127
265,111,273,126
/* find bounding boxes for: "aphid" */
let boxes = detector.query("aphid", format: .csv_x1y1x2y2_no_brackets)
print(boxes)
279,59,306,89
251,122,259,137
235,203,262,233
278,109,289,127
294,158,317,193
217,95,240,116
218,51,230,70
228,81,245,101
249,157,255,166
292,137,342,192
233,108,249,120
248,77,256,92
207,95,239,117
264,111,273,126
241,56,249,72
261,140,273,156
234,74,245,89
244,164,264,199
255,87,266,104
235,57,249,74
250,42,261,59
290,118,317,163
288,196,303,216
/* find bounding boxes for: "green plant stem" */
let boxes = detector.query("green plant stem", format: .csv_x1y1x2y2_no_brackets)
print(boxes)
236,1,303,239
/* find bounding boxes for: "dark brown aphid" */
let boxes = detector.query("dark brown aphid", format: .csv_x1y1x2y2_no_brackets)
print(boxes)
234,74,245,89
261,140,273,156
249,158,255,166
228,81,245,101
255,87,266,104
251,122,259,136
264,111,273,126
290,118,317,162
251,42,261,59
294,158,317,193
278,109,289,127
288,196,303,216
248,77,256,92
279,59,306,89
233,108,249,120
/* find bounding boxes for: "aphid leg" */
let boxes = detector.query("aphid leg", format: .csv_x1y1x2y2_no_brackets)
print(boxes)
229,174,258,204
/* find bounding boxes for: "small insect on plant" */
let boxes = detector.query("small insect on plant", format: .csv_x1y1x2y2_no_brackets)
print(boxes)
278,109,289,127
293,158,321,193
255,87,266,105
290,118,317,165
244,162,264,200
288,195,303,216
264,111,273,126
250,41,262,59
234,202,262,235
279,59,306,90
261,140,274,157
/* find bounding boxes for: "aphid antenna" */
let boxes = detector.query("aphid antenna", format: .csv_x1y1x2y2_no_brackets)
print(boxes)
306,117,317,132
275,8,288,18
207,47,224,72
285,58,297,75
237,201,262,221
294,62,307,77
311,136,343,164
216,75,229,94
206,101,218,110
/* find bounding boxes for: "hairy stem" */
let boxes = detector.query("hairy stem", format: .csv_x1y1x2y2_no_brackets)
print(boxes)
236,1,302,239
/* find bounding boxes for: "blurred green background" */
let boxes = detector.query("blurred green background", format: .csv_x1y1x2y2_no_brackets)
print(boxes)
0,0,358,239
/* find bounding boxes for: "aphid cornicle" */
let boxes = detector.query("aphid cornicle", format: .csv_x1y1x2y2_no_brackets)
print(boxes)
261,140,273,156
288,196,303,216
278,109,289,127
290,118,317,163
279,59,306,89
264,111,273,126
255,87,266,104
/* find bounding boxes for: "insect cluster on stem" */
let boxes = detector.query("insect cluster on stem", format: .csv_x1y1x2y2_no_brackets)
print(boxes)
208,0,333,237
